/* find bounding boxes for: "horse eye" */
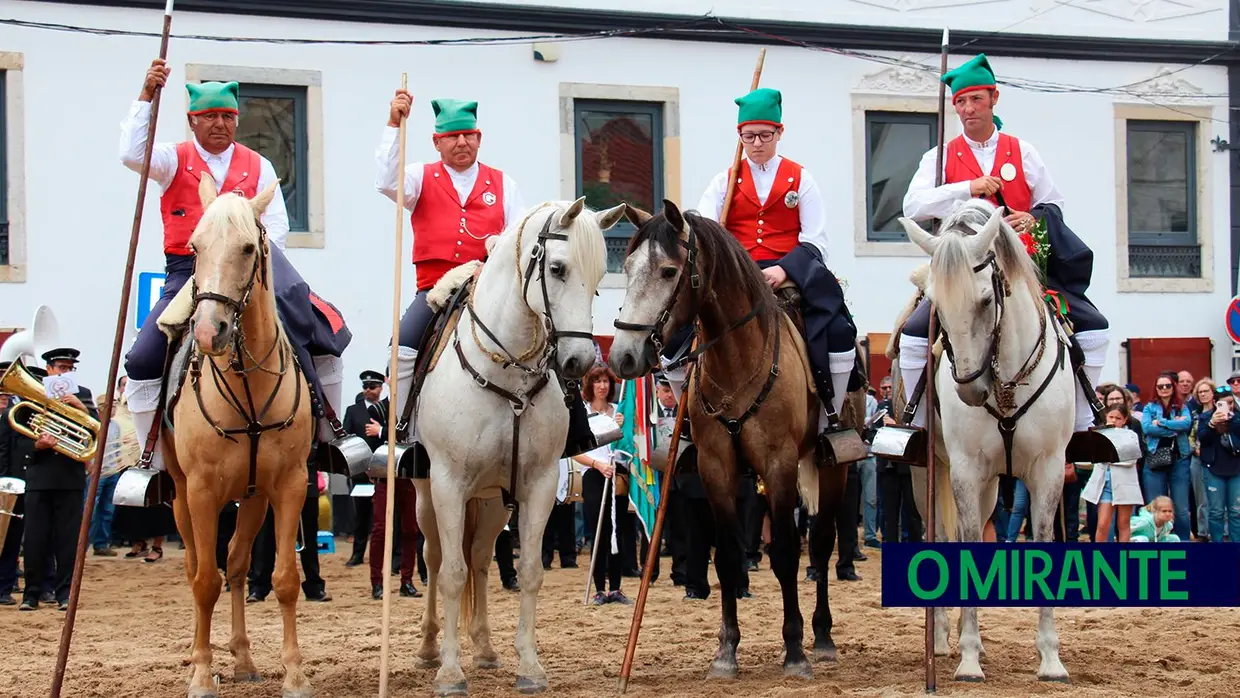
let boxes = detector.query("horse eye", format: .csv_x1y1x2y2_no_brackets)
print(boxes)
549,261,566,279
242,243,256,255
660,267,678,280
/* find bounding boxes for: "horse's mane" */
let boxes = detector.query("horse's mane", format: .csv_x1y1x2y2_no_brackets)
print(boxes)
933,200,1043,313
196,193,264,250
628,208,778,327
514,202,608,291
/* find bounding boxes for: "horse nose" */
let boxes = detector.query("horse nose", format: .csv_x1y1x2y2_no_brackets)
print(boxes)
617,352,638,379
561,355,582,378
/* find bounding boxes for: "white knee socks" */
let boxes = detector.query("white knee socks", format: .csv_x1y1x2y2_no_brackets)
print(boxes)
312,355,344,441
123,377,165,471
826,348,856,417
898,334,929,428
1073,329,1110,432
392,346,418,437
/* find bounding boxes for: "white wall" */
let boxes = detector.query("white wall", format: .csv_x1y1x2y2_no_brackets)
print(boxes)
0,2,1232,395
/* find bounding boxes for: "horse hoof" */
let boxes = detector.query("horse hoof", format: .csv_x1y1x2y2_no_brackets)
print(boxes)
954,671,985,683
416,657,442,669
476,657,501,670
234,671,261,683
282,690,314,698
783,660,813,679
435,681,468,697
813,645,838,663
707,662,738,680
187,689,217,698
1038,672,1070,683
516,676,548,694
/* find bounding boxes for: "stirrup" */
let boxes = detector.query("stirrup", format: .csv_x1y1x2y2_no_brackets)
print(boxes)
1066,426,1141,464
871,423,928,466
817,405,868,467
368,438,427,480
113,466,176,507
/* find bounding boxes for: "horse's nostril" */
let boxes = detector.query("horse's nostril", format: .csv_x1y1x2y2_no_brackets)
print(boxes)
216,321,228,335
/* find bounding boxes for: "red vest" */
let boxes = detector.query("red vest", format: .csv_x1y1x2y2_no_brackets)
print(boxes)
410,162,506,291
943,133,1032,214
725,157,803,262
159,141,261,256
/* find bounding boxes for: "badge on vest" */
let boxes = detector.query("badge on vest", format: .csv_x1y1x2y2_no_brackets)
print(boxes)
999,163,1017,182
482,192,497,206
784,191,799,209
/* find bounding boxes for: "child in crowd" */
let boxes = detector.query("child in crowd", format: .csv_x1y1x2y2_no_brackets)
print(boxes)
1130,495,1180,542
1081,404,1144,542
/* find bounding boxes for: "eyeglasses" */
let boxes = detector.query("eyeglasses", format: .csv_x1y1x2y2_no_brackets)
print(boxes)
739,131,777,144
1156,383,1174,389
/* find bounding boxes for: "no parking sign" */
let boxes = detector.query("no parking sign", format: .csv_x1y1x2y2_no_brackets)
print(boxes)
1227,296,1240,345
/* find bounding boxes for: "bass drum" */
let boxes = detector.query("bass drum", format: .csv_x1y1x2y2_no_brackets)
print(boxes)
562,462,584,504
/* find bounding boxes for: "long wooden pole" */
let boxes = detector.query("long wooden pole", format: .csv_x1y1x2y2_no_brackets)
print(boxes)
377,73,409,698
718,48,767,227
924,27,950,696
49,3,175,695
617,372,692,694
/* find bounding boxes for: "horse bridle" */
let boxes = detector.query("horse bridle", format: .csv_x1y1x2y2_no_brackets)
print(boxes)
939,250,1008,386
186,219,303,498
612,217,700,360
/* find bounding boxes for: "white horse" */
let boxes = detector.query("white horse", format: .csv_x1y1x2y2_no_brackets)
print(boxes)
897,200,1074,683
412,198,623,696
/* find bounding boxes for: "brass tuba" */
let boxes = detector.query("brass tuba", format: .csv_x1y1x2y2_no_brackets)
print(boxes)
0,360,100,463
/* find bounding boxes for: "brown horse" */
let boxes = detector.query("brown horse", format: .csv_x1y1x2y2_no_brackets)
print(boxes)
164,175,314,698
608,200,867,680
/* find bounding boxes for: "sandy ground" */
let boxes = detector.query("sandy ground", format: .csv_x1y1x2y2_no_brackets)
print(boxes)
3,540,1238,697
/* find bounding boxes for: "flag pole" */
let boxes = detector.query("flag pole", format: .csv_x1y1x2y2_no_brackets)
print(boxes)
50,3,175,695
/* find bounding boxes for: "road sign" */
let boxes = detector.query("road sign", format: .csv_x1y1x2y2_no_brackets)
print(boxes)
135,272,166,331
1227,296,1240,345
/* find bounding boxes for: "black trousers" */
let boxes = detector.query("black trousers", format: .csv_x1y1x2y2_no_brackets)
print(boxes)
665,490,688,586
683,496,714,598
23,489,83,604
217,501,238,572
742,483,767,564
809,465,860,575
542,501,577,567
248,481,326,598
619,504,640,576
495,529,517,584
878,469,922,544
0,494,25,595
582,468,624,593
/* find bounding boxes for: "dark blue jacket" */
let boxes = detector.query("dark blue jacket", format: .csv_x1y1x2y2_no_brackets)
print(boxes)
1197,409,1240,479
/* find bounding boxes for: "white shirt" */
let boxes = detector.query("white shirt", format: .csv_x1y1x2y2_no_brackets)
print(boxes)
118,101,289,250
697,154,830,263
902,128,1065,222
373,125,525,231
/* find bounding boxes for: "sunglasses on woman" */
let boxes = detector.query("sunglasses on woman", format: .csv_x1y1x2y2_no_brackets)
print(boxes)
1156,383,1174,389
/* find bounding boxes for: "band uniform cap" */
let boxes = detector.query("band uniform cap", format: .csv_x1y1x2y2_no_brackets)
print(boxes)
187,81,241,115
432,98,480,135
735,87,782,128
943,54,997,97
41,347,80,364
27,366,47,379
359,370,385,384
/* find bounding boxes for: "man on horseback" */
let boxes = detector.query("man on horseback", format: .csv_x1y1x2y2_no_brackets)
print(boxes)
696,87,860,421
375,90,597,455
898,53,1110,449
120,59,353,469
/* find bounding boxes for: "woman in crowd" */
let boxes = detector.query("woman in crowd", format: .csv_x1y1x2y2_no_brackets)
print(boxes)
1189,379,1217,540
1141,371,1194,540
1081,404,1143,542
572,364,630,606
1197,385,1239,543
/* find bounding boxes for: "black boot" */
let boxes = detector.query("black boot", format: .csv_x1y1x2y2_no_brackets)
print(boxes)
345,550,365,567
372,584,383,600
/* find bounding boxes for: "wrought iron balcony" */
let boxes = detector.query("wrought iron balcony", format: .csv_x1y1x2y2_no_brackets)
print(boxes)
1129,244,1201,279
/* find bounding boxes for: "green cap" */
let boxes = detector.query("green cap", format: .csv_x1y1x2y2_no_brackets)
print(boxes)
942,54,996,98
735,87,782,128
943,54,1002,130
432,98,479,135
186,81,240,115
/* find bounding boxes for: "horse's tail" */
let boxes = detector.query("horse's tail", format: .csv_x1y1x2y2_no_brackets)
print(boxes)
934,454,958,541
460,497,479,631
797,456,820,518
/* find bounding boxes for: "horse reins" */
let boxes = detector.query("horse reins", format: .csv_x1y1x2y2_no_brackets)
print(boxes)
452,207,591,510
186,220,305,498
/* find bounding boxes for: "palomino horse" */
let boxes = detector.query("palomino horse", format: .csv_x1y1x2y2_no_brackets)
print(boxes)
893,200,1073,682
165,176,315,698
608,200,867,680
412,198,623,696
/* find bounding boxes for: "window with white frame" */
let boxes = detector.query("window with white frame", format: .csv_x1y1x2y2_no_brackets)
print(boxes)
1126,119,1200,279
234,83,310,232
865,110,935,242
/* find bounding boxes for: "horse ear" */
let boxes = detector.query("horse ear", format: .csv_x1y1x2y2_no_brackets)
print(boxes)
899,217,938,256
662,198,685,233
972,206,1003,256
595,204,626,232
558,197,586,227
198,175,218,210
623,202,652,227
251,179,280,217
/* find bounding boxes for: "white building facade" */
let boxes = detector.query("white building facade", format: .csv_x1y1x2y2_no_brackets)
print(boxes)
0,0,1233,394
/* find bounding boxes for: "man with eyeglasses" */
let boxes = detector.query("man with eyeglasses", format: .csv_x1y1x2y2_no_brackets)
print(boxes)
897,54,1111,455
696,87,861,422
120,59,353,478
376,91,599,466
12,349,97,611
